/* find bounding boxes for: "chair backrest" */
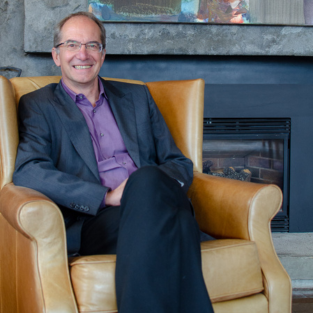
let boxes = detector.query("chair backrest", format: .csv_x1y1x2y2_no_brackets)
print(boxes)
0,76,204,190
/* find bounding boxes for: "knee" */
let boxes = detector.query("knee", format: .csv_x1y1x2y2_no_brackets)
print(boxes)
128,166,168,187
123,166,178,201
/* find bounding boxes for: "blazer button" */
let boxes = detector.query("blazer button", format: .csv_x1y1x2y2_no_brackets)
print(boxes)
81,206,88,212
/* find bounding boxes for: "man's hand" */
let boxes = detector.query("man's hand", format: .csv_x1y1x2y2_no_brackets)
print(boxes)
105,178,128,207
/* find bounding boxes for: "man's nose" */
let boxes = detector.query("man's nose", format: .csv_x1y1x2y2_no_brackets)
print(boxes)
76,45,88,59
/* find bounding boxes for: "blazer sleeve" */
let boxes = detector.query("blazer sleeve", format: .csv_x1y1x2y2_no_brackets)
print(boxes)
144,86,194,193
13,94,107,216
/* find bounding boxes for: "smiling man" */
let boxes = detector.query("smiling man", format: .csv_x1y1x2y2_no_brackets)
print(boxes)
13,12,214,313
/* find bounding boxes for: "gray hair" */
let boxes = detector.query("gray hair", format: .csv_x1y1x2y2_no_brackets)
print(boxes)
53,11,106,50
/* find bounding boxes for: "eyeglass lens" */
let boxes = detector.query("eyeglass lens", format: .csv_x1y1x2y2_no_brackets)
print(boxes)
63,41,102,52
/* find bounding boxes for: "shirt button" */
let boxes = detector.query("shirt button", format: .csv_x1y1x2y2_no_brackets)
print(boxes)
79,95,83,99
93,109,96,113
122,162,126,165
100,133,104,137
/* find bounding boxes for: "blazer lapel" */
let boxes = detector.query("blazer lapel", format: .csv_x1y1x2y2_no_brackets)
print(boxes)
101,79,141,168
52,83,100,181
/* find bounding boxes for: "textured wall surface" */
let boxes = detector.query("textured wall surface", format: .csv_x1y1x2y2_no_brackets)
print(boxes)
104,23,313,56
0,0,56,78
24,0,86,52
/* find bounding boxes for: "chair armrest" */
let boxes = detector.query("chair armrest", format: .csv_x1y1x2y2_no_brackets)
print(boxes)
188,172,282,240
188,172,292,313
0,183,55,238
0,183,78,313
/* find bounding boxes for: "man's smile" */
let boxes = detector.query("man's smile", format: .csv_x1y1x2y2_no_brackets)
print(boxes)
73,65,92,69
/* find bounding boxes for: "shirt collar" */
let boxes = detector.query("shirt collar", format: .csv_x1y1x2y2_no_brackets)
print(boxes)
61,77,107,104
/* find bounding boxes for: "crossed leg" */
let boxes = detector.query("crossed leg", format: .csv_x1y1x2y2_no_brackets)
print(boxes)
80,166,214,313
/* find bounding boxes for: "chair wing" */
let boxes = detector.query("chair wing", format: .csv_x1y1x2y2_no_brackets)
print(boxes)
0,76,19,190
146,79,204,173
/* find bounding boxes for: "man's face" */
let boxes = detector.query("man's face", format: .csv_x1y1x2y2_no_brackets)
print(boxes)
52,16,106,92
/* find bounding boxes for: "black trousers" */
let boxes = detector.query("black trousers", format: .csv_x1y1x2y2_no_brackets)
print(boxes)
80,166,214,313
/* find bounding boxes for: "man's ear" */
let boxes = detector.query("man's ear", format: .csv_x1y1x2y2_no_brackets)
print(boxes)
52,48,61,67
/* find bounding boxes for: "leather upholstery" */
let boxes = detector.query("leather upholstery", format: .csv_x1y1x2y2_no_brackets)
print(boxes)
0,183,78,313
146,79,204,173
68,239,264,312
0,76,19,190
201,240,263,303
70,255,117,312
212,293,269,313
188,173,292,313
0,76,291,313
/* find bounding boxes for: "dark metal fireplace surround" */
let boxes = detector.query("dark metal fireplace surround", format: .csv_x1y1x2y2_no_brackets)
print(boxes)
202,118,290,232
203,84,313,233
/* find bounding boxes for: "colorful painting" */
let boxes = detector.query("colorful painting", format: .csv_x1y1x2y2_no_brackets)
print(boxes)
88,0,250,23
89,0,313,25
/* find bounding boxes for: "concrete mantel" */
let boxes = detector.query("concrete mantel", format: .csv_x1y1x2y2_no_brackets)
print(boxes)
104,23,313,56
24,0,313,56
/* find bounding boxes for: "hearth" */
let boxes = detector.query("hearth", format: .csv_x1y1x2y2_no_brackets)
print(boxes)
203,118,291,232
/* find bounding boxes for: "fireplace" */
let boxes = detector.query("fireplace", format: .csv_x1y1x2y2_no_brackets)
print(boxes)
202,118,290,232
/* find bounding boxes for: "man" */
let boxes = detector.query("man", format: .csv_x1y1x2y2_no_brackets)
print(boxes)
13,12,214,313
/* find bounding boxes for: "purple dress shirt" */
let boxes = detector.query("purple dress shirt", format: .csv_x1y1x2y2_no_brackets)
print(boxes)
61,78,138,196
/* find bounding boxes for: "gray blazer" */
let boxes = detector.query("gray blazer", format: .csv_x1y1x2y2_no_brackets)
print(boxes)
13,77,193,220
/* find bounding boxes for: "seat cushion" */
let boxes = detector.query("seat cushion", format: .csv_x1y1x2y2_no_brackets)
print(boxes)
70,255,118,313
201,239,264,303
212,293,268,313
69,239,264,313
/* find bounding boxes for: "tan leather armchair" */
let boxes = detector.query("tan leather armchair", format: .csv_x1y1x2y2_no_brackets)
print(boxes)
0,76,291,313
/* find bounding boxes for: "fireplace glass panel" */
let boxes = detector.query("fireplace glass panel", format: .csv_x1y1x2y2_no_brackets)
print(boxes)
203,139,284,189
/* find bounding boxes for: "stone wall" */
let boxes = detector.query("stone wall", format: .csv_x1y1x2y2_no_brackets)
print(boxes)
0,0,57,78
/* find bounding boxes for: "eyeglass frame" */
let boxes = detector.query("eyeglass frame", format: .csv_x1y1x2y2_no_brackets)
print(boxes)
54,40,104,53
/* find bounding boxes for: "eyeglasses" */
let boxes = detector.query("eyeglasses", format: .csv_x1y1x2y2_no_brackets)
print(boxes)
55,40,104,53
